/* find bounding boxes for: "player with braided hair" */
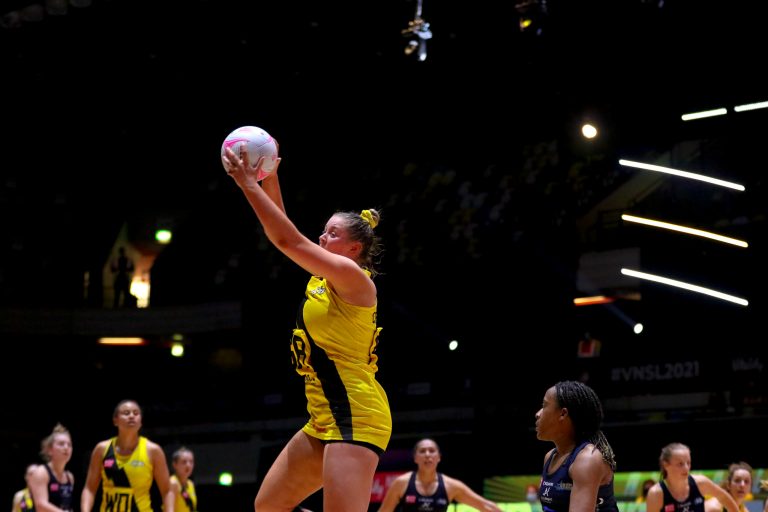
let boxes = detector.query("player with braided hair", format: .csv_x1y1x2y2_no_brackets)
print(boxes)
535,380,618,512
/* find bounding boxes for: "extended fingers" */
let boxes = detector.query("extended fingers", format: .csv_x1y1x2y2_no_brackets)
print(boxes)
221,150,235,174
224,147,239,164
222,156,235,174
224,147,245,170
233,145,272,173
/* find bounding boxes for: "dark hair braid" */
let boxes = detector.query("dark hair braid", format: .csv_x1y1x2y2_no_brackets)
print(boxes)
556,380,617,471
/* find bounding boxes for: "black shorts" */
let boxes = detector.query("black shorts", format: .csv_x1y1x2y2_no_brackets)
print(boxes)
320,439,384,456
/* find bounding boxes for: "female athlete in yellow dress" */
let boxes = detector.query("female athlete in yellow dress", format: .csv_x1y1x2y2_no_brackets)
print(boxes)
224,139,391,512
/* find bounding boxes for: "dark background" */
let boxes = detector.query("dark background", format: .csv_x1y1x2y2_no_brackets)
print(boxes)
2,0,767,510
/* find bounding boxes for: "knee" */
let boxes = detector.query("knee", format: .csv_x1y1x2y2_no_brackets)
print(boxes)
254,495,275,512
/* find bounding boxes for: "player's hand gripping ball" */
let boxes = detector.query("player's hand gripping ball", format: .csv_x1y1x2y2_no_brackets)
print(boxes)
221,126,279,181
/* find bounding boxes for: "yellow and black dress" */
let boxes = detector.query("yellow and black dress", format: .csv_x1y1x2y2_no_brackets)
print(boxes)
291,273,392,453
18,488,34,512
99,436,155,512
170,475,197,512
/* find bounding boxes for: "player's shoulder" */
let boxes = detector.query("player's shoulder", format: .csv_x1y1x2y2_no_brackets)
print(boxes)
386,472,412,495
441,474,469,491
395,471,414,483
647,483,664,498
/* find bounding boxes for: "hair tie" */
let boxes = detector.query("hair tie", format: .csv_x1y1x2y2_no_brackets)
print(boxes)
360,209,377,228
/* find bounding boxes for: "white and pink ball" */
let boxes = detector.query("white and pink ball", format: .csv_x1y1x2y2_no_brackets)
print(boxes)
221,126,279,179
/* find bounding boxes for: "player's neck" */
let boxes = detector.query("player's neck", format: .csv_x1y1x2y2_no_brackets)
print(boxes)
115,434,139,455
554,440,576,458
48,461,67,482
664,476,690,495
417,467,438,482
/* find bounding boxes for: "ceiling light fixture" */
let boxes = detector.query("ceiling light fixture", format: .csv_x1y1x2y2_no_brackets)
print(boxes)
402,0,432,61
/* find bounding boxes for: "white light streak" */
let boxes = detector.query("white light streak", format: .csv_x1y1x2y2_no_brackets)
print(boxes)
618,159,745,191
681,108,728,120
621,214,748,248
620,268,748,306
734,100,768,112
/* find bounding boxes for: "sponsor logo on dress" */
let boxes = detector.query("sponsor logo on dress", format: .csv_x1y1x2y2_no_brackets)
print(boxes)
540,482,552,503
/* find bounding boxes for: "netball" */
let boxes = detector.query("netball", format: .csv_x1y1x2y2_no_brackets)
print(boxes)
221,126,279,178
